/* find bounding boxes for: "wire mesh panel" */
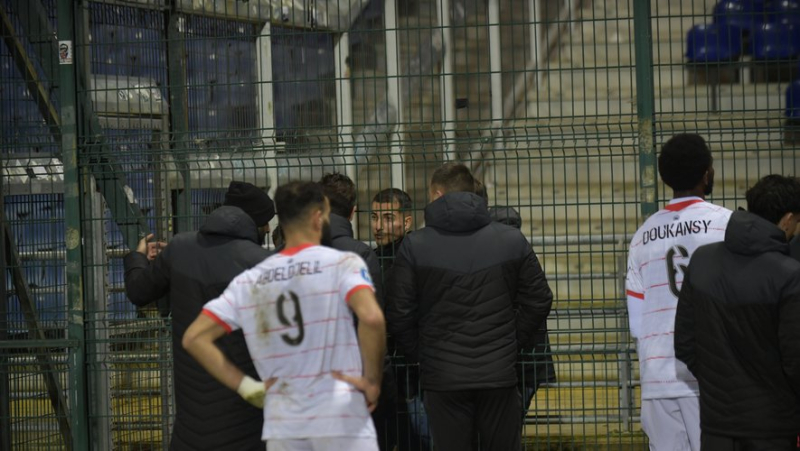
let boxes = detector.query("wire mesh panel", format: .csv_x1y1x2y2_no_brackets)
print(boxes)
4,0,800,449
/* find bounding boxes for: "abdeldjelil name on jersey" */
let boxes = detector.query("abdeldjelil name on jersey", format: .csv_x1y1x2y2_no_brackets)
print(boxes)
256,260,323,284
643,219,712,245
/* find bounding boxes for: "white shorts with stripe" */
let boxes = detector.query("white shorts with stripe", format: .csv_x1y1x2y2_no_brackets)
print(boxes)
267,437,378,451
641,397,700,451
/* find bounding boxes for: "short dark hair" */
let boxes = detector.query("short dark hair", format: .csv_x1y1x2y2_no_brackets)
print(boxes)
658,134,712,191
274,181,326,228
746,175,800,225
319,173,356,218
372,188,412,213
430,162,475,193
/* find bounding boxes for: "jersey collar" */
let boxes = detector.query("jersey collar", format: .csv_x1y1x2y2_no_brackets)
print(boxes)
664,197,705,212
280,243,316,256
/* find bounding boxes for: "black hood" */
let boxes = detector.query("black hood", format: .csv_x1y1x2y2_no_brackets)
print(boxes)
489,206,522,229
425,192,492,233
724,210,789,256
199,206,259,243
329,213,354,239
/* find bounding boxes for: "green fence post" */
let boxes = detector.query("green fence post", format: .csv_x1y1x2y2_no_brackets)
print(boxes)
634,0,658,218
166,4,192,234
0,142,9,451
57,0,89,449
629,0,658,435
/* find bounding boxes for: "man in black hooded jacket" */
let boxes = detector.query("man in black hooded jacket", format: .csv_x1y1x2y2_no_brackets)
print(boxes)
387,163,553,451
487,205,556,420
675,174,800,450
123,181,274,451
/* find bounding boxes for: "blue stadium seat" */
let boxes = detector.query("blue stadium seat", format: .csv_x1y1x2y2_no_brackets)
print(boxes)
686,23,744,62
766,0,800,25
713,0,765,34
785,79,800,117
752,22,799,59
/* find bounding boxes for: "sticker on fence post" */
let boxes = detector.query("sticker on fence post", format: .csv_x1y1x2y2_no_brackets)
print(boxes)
58,41,73,65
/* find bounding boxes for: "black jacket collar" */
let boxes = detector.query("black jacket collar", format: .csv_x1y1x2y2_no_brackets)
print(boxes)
725,210,789,256
329,213,355,239
199,206,259,243
425,192,492,233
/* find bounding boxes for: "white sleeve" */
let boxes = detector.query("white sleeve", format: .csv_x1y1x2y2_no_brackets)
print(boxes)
338,254,375,304
625,249,645,340
202,273,249,333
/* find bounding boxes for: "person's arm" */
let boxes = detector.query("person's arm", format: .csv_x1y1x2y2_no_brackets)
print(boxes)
182,313,248,391
334,287,386,412
515,248,553,350
778,276,800,397
674,271,697,376
385,244,419,362
183,312,275,408
123,234,171,306
625,250,645,340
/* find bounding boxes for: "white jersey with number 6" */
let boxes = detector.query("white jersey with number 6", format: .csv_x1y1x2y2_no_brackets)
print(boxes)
202,244,377,441
626,197,732,399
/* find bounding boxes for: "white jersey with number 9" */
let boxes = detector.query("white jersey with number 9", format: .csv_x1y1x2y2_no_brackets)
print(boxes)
202,244,377,441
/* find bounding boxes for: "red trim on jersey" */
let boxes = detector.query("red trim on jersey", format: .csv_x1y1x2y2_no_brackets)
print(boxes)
626,289,644,300
202,309,232,334
280,243,316,256
345,285,374,303
664,199,704,212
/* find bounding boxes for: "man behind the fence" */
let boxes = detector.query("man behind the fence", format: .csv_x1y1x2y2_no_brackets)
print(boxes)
182,181,386,451
625,134,732,451
123,181,274,451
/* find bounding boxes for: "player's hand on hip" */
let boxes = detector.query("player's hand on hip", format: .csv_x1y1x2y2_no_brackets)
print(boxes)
332,371,381,413
236,375,277,409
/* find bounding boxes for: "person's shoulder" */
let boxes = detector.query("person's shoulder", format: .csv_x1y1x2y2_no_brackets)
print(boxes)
695,201,733,219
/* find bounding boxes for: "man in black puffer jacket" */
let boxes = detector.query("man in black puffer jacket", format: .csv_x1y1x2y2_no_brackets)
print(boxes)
387,163,553,451
675,174,800,450
488,205,556,420
124,181,274,451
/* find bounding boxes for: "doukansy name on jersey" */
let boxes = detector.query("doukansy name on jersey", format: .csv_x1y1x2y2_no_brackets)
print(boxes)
256,260,323,284
642,219,712,245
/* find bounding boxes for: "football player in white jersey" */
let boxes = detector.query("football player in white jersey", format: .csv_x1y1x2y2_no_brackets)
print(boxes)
626,134,732,451
183,181,386,451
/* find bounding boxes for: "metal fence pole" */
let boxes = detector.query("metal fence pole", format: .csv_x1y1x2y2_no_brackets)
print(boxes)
385,0,406,191
629,0,657,436
57,0,89,448
0,140,9,451
633,0,657,218
436,0,456,161
166,5,192,234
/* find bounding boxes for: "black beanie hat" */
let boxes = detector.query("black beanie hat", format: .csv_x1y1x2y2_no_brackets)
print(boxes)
223,181,275,227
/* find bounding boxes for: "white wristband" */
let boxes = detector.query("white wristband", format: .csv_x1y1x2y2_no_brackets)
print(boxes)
236,375,266,409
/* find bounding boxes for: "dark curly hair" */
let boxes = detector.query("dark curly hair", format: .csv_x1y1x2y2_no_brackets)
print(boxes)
658,134,712,191
319,172,357,218
746,175,800,225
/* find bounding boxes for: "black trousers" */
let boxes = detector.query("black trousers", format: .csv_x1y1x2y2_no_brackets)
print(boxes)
701,432,797,451
424,387,521,451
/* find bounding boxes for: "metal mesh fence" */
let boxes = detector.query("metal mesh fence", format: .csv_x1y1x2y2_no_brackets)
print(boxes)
3,0,800,449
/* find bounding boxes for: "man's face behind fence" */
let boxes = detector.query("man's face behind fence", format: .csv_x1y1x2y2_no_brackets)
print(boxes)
371,200,410,246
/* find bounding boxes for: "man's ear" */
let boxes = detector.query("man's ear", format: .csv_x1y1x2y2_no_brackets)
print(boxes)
403,214,413,232
778,212,795,235
312,208,323,231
